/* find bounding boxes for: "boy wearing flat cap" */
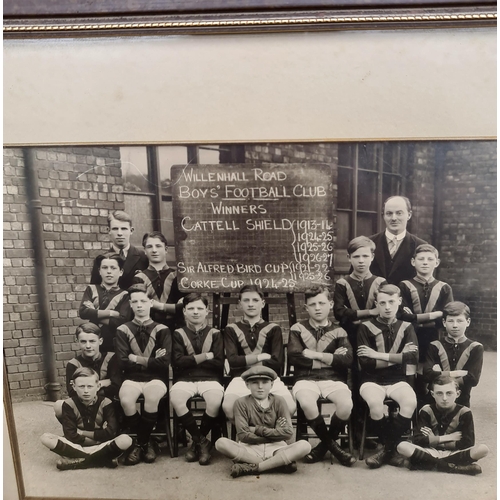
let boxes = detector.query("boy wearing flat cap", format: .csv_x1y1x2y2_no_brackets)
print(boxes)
215,366,311,478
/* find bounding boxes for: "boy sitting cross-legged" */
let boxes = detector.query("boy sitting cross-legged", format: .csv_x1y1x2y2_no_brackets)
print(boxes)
288,285,356,467
215,366,311,478
397,375,488,475
41,367,133,470
80,252,131,352
171,293,224,465
423,301,483,408
53,323,121,421
357,283,419,469
115,283,172,465
222,284,296,422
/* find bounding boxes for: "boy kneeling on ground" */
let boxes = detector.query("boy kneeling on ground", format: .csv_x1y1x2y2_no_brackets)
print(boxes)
216,366,311,478
41,367,133,470
397,374,488,475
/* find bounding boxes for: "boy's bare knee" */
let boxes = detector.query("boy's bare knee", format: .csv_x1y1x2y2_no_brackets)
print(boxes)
472,444,489,460
40,433,57,449
215,437,230,453
396,441,414,457
115,434,133,450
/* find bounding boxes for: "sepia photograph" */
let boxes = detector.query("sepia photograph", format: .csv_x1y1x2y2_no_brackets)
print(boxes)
3,3,496,500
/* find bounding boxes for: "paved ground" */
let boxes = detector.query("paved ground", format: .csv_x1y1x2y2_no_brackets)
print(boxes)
6,352,496,500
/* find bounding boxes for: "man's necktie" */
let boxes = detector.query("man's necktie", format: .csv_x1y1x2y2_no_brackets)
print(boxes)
119,249,125,260
389,237,398,258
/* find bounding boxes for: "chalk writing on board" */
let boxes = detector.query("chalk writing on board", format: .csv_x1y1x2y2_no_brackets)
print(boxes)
172,164,335,292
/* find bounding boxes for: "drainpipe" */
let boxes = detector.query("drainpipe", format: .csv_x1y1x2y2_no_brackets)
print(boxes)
23,148,61,401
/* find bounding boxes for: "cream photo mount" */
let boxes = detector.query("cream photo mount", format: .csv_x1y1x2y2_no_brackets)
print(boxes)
3,3,496,500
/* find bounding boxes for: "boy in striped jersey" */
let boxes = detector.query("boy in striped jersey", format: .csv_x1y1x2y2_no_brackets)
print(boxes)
41,367,133,470
288,285,356,467
357,283,418,469
115,283,171,465
398,245,454,364
171,293,224,465
334,236,386,349
222,285,296,422
423,302,483,408
397,375,488,475
54,323,121,421
79,252,131,352
133,231,185,332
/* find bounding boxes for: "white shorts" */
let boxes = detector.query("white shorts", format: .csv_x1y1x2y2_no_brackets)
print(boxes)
237,441,288,460
359,381,413,401
292,380,350,399
171,380,224,398
225,376,291,400
409,444,473,459
119,379,167,398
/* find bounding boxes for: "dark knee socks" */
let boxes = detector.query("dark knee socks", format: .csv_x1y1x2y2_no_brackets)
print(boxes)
51,439,87,458
179,411,202,443
307,415,331,446
137,411,158,447
199,412,217,438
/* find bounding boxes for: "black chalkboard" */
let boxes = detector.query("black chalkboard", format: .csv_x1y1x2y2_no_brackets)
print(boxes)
172,164,334,292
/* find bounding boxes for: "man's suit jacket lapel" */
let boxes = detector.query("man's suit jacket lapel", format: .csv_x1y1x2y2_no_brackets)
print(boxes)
373,233,388,278
124,245,141,279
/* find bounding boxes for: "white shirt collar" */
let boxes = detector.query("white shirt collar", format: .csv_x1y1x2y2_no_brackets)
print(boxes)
385,229,406,242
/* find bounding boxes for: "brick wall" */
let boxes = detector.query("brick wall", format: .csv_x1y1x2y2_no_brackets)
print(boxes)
437,141,497,348
3,147,124,401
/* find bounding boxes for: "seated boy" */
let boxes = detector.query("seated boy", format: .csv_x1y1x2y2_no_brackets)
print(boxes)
334,236,385,348
222,284,295,422
357,283,419,469
54,323,121,421
215,366,311,478
423,301,483,407
171,293,224,466
79,252,131,352
41,367,133,470
398,244,454,367
115,283,171,465
397,375,488,475
288,285,356,467
133,231,185,332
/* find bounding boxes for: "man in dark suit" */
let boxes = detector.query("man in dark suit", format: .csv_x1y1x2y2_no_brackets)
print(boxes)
90,210,148,290
369,196,427,285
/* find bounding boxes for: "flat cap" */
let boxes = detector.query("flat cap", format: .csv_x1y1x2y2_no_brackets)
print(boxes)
241,365,277,382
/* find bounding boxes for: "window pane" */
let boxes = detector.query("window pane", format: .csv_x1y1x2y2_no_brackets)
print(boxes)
356,213,377,238
198,146,222,164
158,146,189,197
336,211,351,249
120,147,151,193
357,171,378,211
338,167,353,209
124,194,154,246
358,143,378,171
338,143,354,167
382,174,401,202
382,143,402,173
161,200,176,264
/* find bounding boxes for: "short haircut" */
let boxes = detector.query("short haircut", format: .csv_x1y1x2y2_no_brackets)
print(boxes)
71,367,99,382
383,195,412,212
304,285,332,302
127,282,149,297
95,252,125,270
142,231,168,248
429,374,459,392
374,283,401,300
347,236,376,256
238,284,264,300
75,322,102,339
183,292,209,308
108,210,132,226
443,301,471,320
414,244,439,259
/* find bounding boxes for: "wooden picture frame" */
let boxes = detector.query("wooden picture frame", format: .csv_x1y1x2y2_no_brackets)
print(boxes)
4,2,496,500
